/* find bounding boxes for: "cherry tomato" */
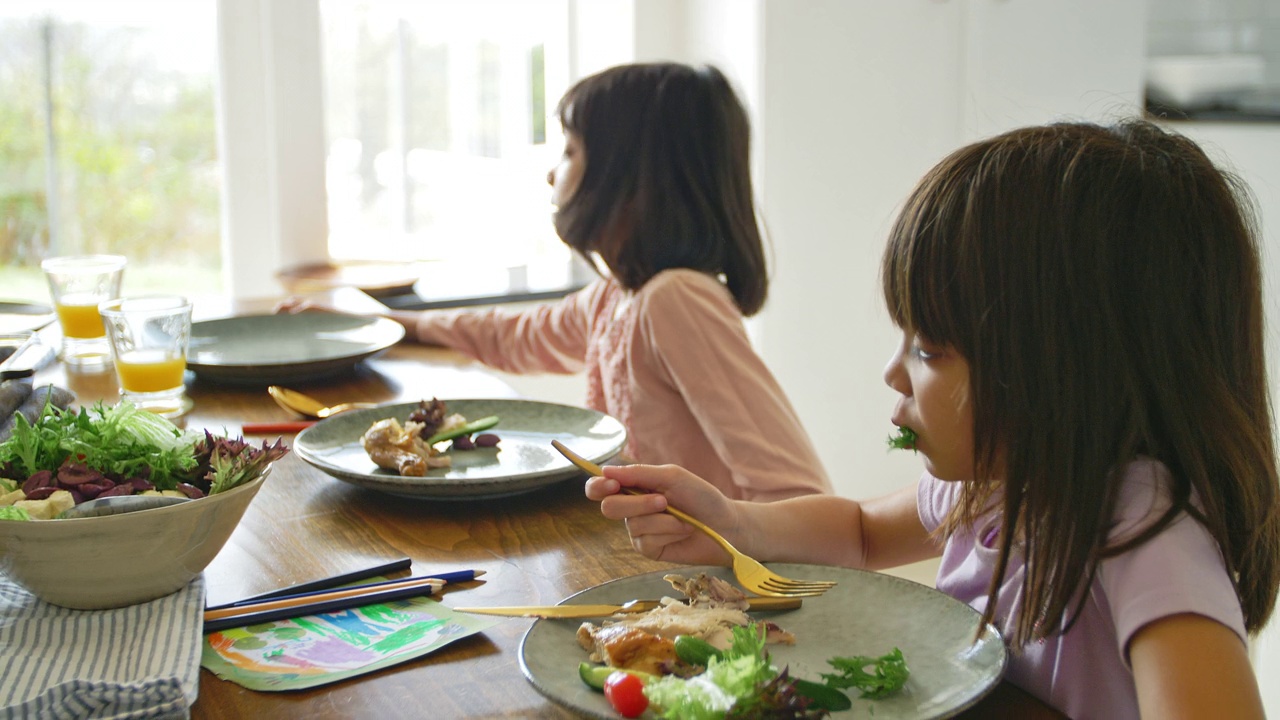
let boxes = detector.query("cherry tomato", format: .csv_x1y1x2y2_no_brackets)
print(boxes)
603,670,649,718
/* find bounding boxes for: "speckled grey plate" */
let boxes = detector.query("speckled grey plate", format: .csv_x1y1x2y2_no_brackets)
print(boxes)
186,313,405,385
519,565,1007,719
293,399,627,500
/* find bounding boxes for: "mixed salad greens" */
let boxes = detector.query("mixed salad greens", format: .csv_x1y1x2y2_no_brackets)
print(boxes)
0,400,288,520
581,624,910,719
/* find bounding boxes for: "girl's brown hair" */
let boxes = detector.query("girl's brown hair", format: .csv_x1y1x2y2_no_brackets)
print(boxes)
882,120,1280,645
554,63,768,315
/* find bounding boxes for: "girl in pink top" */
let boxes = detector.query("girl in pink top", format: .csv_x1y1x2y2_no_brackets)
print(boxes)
586,121,1279,718
385,63,830,501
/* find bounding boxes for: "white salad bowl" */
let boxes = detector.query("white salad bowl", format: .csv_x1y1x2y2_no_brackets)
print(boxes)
0,472,268,610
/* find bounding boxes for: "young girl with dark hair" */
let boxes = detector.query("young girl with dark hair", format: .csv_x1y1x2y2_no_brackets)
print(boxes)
336,62,831,501
587,120,1279,717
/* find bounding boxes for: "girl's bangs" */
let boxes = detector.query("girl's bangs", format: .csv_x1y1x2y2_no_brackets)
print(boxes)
881,162,971,347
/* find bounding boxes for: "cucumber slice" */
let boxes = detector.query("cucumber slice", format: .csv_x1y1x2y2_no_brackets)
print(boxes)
579,662,612,691
425,415,500,445
577,663,654,692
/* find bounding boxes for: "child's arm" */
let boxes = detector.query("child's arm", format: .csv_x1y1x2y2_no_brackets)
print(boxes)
589,464,938,570
1129,613,1265,719
412,283,608,373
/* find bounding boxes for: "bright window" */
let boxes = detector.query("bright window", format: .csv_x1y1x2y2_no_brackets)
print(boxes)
0,1,220,304
3,0,593,311
319,0,583,303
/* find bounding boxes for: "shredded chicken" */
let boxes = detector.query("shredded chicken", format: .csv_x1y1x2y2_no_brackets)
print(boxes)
361,417,451,476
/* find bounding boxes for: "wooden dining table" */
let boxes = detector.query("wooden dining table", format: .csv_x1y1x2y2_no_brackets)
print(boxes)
26,292,1063,720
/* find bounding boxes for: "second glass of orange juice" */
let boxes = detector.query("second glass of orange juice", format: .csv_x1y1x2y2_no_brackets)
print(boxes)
41,255,127,368
99,295,193,418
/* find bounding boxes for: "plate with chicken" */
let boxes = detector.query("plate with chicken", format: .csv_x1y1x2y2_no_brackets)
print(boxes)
519,564,1006,719
293,398,626,500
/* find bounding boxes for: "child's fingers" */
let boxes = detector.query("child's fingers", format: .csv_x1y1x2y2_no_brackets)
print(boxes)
624,513,695,540
273,298,310,314
627,525,698,560
598,491,667,521
624,514,727,565
603,463,695,493
583,475,621,501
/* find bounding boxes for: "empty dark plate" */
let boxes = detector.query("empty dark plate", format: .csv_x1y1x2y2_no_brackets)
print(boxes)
186,312,405,385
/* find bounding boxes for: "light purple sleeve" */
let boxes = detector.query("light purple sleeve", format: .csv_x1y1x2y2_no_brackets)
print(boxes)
1097,462,1247,664
917,472,957,533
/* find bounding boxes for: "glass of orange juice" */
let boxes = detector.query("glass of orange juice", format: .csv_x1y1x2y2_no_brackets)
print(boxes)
99,295,193,418
41,255,127,368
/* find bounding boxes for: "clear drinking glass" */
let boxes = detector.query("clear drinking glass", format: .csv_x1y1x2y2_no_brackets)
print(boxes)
98,295,193,418
41,255,127,368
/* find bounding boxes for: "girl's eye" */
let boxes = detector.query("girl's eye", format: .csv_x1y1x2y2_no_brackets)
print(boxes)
912,340,941,361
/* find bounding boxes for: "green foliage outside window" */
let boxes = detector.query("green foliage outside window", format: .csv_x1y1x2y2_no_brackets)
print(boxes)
0,15,222,298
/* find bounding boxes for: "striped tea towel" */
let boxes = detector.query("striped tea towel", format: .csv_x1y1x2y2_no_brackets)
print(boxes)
0,576,204,720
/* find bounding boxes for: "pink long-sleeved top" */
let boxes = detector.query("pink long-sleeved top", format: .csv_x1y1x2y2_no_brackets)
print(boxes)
415,268,832,500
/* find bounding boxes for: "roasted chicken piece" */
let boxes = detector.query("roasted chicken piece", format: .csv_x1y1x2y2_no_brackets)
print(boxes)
361,417,451,476
576,625,682,676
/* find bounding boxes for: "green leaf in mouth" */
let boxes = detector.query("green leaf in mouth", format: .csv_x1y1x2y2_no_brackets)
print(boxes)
886,426,918,452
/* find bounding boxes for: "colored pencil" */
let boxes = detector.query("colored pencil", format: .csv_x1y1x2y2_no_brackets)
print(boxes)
203,578,446,633
206,557,413,611
205,576,445,621
215,569,485,610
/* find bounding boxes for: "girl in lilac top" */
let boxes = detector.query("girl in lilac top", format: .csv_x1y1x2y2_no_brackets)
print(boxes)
587,121,1279,718
389,63,831,501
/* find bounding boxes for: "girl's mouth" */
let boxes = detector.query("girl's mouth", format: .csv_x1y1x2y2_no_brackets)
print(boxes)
887,426,918,452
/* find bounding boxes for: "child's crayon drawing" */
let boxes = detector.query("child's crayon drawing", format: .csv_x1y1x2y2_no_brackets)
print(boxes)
200,596,498,691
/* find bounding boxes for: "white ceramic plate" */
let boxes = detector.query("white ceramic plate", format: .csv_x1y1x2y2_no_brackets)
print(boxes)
186,313,405,385
293,399,627,500
519,564,1007,719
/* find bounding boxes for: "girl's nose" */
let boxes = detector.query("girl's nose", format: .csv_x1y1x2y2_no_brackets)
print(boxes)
883,350,909,396
547,168,555,187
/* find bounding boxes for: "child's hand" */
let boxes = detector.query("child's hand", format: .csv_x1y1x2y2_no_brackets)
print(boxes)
585,464,742,566
274,297,337,314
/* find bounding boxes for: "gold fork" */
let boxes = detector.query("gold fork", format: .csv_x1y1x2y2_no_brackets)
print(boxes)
551,440,836,598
